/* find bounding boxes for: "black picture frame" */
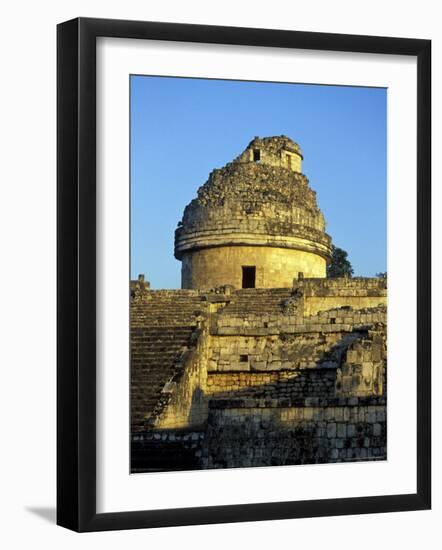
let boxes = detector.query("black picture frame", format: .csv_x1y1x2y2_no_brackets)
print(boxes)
57,17,431,532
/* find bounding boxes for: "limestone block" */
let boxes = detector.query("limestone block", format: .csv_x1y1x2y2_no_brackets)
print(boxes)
327,423,337,438
373,423,382,436
250,361,267,371
337,423,347,438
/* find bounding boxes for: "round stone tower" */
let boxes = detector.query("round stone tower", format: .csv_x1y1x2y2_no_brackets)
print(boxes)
175,136,332,290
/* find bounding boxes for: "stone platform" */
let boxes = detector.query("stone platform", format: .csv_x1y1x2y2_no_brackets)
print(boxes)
130,277,387,471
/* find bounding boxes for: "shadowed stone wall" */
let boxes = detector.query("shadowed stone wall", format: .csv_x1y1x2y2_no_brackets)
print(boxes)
202,400,386,468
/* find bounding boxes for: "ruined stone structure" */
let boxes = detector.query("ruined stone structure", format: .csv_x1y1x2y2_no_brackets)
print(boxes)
131,136,387,472
175,136,332,289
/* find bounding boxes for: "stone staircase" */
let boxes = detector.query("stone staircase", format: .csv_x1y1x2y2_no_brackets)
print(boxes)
217,288,293,316
131,290,206,327
130,290,207,433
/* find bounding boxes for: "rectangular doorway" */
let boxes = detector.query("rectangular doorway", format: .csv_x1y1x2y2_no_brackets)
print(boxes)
242,266,256,288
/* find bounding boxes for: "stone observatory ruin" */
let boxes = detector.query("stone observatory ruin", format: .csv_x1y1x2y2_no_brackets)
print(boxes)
175,136,332,289
130,136,387,472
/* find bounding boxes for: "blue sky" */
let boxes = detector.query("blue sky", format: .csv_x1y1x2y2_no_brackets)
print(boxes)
131,75,386,288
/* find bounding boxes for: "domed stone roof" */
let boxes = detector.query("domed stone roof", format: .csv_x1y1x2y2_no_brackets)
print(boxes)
175,136,332,263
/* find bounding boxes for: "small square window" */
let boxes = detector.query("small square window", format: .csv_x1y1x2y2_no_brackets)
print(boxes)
239,354,249,363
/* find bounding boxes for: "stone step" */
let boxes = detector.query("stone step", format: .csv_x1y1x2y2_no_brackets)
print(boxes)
131,292,205,433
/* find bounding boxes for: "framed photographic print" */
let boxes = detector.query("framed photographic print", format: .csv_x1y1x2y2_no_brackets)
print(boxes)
57,17,431,532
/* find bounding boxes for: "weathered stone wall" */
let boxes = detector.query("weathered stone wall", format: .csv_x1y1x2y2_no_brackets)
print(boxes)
199,297,386,468
153,322,211,430
201,399,386,468
207,332,349,374
205,304,386,398
205,369,337,396
336,329,386,397
300,278,387,315
181,245,327,290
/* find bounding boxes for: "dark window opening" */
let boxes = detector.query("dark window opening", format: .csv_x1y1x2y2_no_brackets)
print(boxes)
239,355,248,363
242,266,256,288
253,149,261,162
330,317,336,324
